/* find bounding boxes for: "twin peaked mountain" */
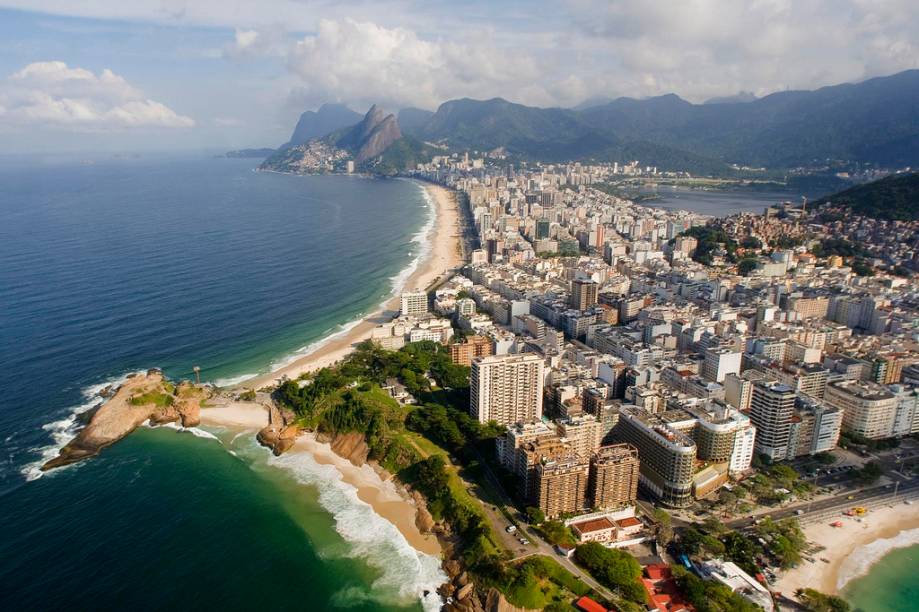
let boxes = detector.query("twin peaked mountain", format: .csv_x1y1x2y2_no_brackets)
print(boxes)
262,103,420,174
262,69,919,175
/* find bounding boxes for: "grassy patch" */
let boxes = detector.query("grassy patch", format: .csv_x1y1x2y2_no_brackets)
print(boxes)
501,556,590,609
129,391,174,407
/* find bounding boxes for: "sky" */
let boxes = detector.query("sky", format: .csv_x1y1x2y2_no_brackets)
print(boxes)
0,1,917,153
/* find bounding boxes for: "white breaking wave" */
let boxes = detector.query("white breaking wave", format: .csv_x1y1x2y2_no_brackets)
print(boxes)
390,181,436,296
21,371,141,481
268,450,446,612
836,526,919,590
144,421,221,442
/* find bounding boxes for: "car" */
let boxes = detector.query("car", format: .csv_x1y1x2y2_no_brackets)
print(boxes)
506,525,517,533
795,509,805,515
847,495,855,500
520,539,530,545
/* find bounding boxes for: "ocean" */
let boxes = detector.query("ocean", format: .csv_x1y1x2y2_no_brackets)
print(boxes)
0,155,441,611
842,536,919,612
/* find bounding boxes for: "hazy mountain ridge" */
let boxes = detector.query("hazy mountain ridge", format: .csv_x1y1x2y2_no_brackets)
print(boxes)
264,69,919,175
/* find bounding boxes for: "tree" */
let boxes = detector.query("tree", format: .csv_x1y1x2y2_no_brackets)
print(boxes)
574,542,645,604
795,588,851,612
856,460,883,484
653,508,673,546
718,489,739,512
737,257,759,276
525,506,545,525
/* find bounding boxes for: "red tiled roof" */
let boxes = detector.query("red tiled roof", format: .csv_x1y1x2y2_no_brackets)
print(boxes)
572,517,615,534
617,517,642,528
575,596,607,612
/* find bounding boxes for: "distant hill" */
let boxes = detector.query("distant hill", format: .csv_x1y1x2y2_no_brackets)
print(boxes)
578,70,919,168
400,70,919,170
703,91,758,105
411,96,732,173
812,172,919,221
285,103,363,147
397,107,435,132
264,104,433,175
264,70,919,175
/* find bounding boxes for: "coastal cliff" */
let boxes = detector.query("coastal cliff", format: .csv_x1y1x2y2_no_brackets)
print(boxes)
42,371,212,471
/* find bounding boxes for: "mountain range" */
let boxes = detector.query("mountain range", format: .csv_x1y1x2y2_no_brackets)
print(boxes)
264,69,919,174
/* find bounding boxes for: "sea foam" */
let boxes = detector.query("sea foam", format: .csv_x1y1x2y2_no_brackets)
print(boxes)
836,525,919,590
22,371,140,481
268,449,446,612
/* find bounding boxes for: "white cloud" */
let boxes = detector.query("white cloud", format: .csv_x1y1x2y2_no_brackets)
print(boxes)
286,18,544,110
224,26,289,59
0,61,194,128
563,0,919,101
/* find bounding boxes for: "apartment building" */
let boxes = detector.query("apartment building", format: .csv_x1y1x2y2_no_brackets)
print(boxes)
470,353,545,425
749,380,797,461
612,406,697,508
400,289,428,317
589,444,640,510
533,455,590,518
825,380,898,440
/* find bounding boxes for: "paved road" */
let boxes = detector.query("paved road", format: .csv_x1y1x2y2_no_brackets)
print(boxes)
727,479,919,529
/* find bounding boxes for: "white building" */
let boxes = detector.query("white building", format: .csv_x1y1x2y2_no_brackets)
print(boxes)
470,353,545,425
702,347,742,383
400,289,428,317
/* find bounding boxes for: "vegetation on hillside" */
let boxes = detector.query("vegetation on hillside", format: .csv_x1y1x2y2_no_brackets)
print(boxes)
812,172,919,221
573,542,646,605
676,225,739,265
795,587,851,612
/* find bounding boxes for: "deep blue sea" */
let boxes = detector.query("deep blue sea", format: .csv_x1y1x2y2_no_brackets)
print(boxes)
0,155,440,611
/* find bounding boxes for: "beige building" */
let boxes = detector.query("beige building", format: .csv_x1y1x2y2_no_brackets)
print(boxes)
557,414,603,458
400,289,428,317
825,380,897,440
449,335,493,366
534,455,590,519
470,353,544,425
589,444,640,510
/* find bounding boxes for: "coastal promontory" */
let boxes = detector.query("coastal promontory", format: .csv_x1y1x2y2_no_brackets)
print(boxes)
41,371,212,471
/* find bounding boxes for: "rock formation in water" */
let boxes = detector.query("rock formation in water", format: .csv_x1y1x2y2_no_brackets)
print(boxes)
42,370,212,471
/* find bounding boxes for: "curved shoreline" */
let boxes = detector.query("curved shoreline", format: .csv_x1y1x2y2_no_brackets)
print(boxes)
774,501,919,597
233,181,462,391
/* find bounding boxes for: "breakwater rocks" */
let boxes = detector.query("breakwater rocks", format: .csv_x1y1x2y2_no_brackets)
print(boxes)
42,370,212,471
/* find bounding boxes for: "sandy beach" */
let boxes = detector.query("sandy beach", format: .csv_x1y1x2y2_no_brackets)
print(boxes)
774,501,919,597
291,433,441,555
199,402,441,555
235,182,462,391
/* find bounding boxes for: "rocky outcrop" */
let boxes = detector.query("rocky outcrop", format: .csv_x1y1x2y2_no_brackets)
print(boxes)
412,490,436,533
256,402,301,456
41,372,213,471
355,114,402,162
42,372,163,470
327,431,370,465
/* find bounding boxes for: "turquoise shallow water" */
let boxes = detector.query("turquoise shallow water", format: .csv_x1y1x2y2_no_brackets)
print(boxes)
0,155,439,610
843,543,919,612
